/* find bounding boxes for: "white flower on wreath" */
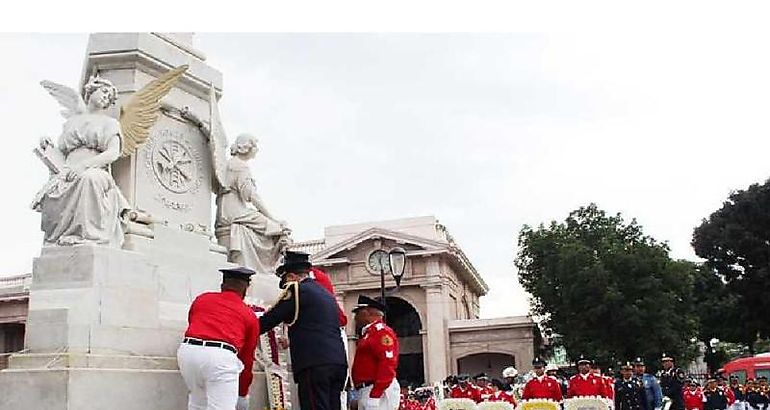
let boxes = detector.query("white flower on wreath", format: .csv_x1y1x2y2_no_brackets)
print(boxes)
439,398,478,410
478,401,515,410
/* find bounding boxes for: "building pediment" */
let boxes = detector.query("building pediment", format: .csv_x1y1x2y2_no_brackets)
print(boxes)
311,227,448,262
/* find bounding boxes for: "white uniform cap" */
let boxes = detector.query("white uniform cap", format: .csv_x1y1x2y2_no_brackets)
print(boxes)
502,367,518,378
546,364,559,372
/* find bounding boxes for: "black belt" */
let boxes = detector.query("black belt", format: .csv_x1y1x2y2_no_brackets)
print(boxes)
355,381,374,389
183,337,237,354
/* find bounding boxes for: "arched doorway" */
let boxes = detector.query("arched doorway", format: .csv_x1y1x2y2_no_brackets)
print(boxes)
383,296,424,387
457,352,516,378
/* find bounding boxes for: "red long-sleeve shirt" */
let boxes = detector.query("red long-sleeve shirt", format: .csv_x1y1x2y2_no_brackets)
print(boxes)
683,387,704,410
309,267,348,327
184,290,259,397
352,319,399,398
490,390,517,405
477,386,495,402
724,386,735,405
602,375,615,399
450,385,481,402
568,373,607,398
523,375,564,401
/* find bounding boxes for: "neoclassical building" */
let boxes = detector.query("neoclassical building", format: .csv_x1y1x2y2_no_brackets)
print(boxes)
291,216,538,386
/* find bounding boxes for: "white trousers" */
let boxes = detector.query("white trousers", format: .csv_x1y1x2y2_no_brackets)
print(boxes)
341,328,350,410
177,343,245,410
729,402,746,410
357,380,400,410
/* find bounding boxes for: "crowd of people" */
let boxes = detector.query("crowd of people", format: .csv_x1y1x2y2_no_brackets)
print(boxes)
431,354,770,410
446,371,519,404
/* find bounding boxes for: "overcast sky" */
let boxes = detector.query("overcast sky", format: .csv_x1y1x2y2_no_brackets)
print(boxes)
2,32,769,317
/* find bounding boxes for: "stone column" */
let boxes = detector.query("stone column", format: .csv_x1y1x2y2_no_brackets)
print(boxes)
423,285,448,384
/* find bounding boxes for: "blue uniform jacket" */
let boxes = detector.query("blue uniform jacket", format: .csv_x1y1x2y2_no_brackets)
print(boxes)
641,373,663,409
259,278,347,380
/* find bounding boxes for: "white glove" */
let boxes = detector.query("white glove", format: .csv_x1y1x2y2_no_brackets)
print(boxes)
364,397,381,410
236,396,249,410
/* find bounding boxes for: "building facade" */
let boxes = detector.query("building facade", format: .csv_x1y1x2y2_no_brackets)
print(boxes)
0,275,29,369
291,216,538,385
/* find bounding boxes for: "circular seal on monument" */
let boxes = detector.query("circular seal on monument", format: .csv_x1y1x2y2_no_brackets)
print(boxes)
146,129,203,195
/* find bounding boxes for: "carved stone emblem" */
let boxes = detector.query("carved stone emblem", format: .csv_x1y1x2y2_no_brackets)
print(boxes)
145,129,203,195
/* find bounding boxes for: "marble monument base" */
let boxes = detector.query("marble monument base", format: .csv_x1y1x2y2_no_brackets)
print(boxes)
0,363,270,410
0,226,280,410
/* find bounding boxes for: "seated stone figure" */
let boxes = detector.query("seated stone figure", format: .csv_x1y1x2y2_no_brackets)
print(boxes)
34,77,129,247
33,66,187,247
215,134,291,272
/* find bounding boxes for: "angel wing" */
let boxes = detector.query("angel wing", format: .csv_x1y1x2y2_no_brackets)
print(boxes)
119,65,188,157
208,83,230,191
40,80,86,119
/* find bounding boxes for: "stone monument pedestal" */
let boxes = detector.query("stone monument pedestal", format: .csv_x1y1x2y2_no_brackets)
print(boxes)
0,226,280,409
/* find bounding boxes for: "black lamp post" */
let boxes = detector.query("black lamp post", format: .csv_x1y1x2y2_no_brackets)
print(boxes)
379,247,407,318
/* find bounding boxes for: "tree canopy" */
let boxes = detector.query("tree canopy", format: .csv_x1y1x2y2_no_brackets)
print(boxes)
516,204,698,367
692,180,770,350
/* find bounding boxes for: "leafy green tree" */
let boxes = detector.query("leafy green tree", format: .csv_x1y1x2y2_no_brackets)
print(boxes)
693,265,745,372
691,265,754,356
516,204,699,368
692,180,770,352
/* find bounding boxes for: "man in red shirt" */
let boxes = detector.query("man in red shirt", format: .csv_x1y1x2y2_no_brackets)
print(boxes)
177,266,260,410
491,379,517,406
522,358,563,401
568,356,607,398
449,374,481,402
351,295,401,410
683,379,704,410
592,364,615,400
475,373,495,402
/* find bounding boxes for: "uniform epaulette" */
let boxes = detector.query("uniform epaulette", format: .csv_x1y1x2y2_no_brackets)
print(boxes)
272,280,301,326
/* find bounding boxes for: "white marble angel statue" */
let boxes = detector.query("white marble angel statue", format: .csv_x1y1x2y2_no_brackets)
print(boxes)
32,66,188,247
181,87,291,272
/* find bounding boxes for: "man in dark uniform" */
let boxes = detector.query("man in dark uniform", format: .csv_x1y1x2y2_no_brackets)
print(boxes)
703,378,729,410
728,375,745,410
658,354,686,410
259,251,348,410
616,361,649,410
634,357,663,410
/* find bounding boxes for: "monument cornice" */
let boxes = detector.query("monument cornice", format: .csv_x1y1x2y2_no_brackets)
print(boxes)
81,33,223,101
